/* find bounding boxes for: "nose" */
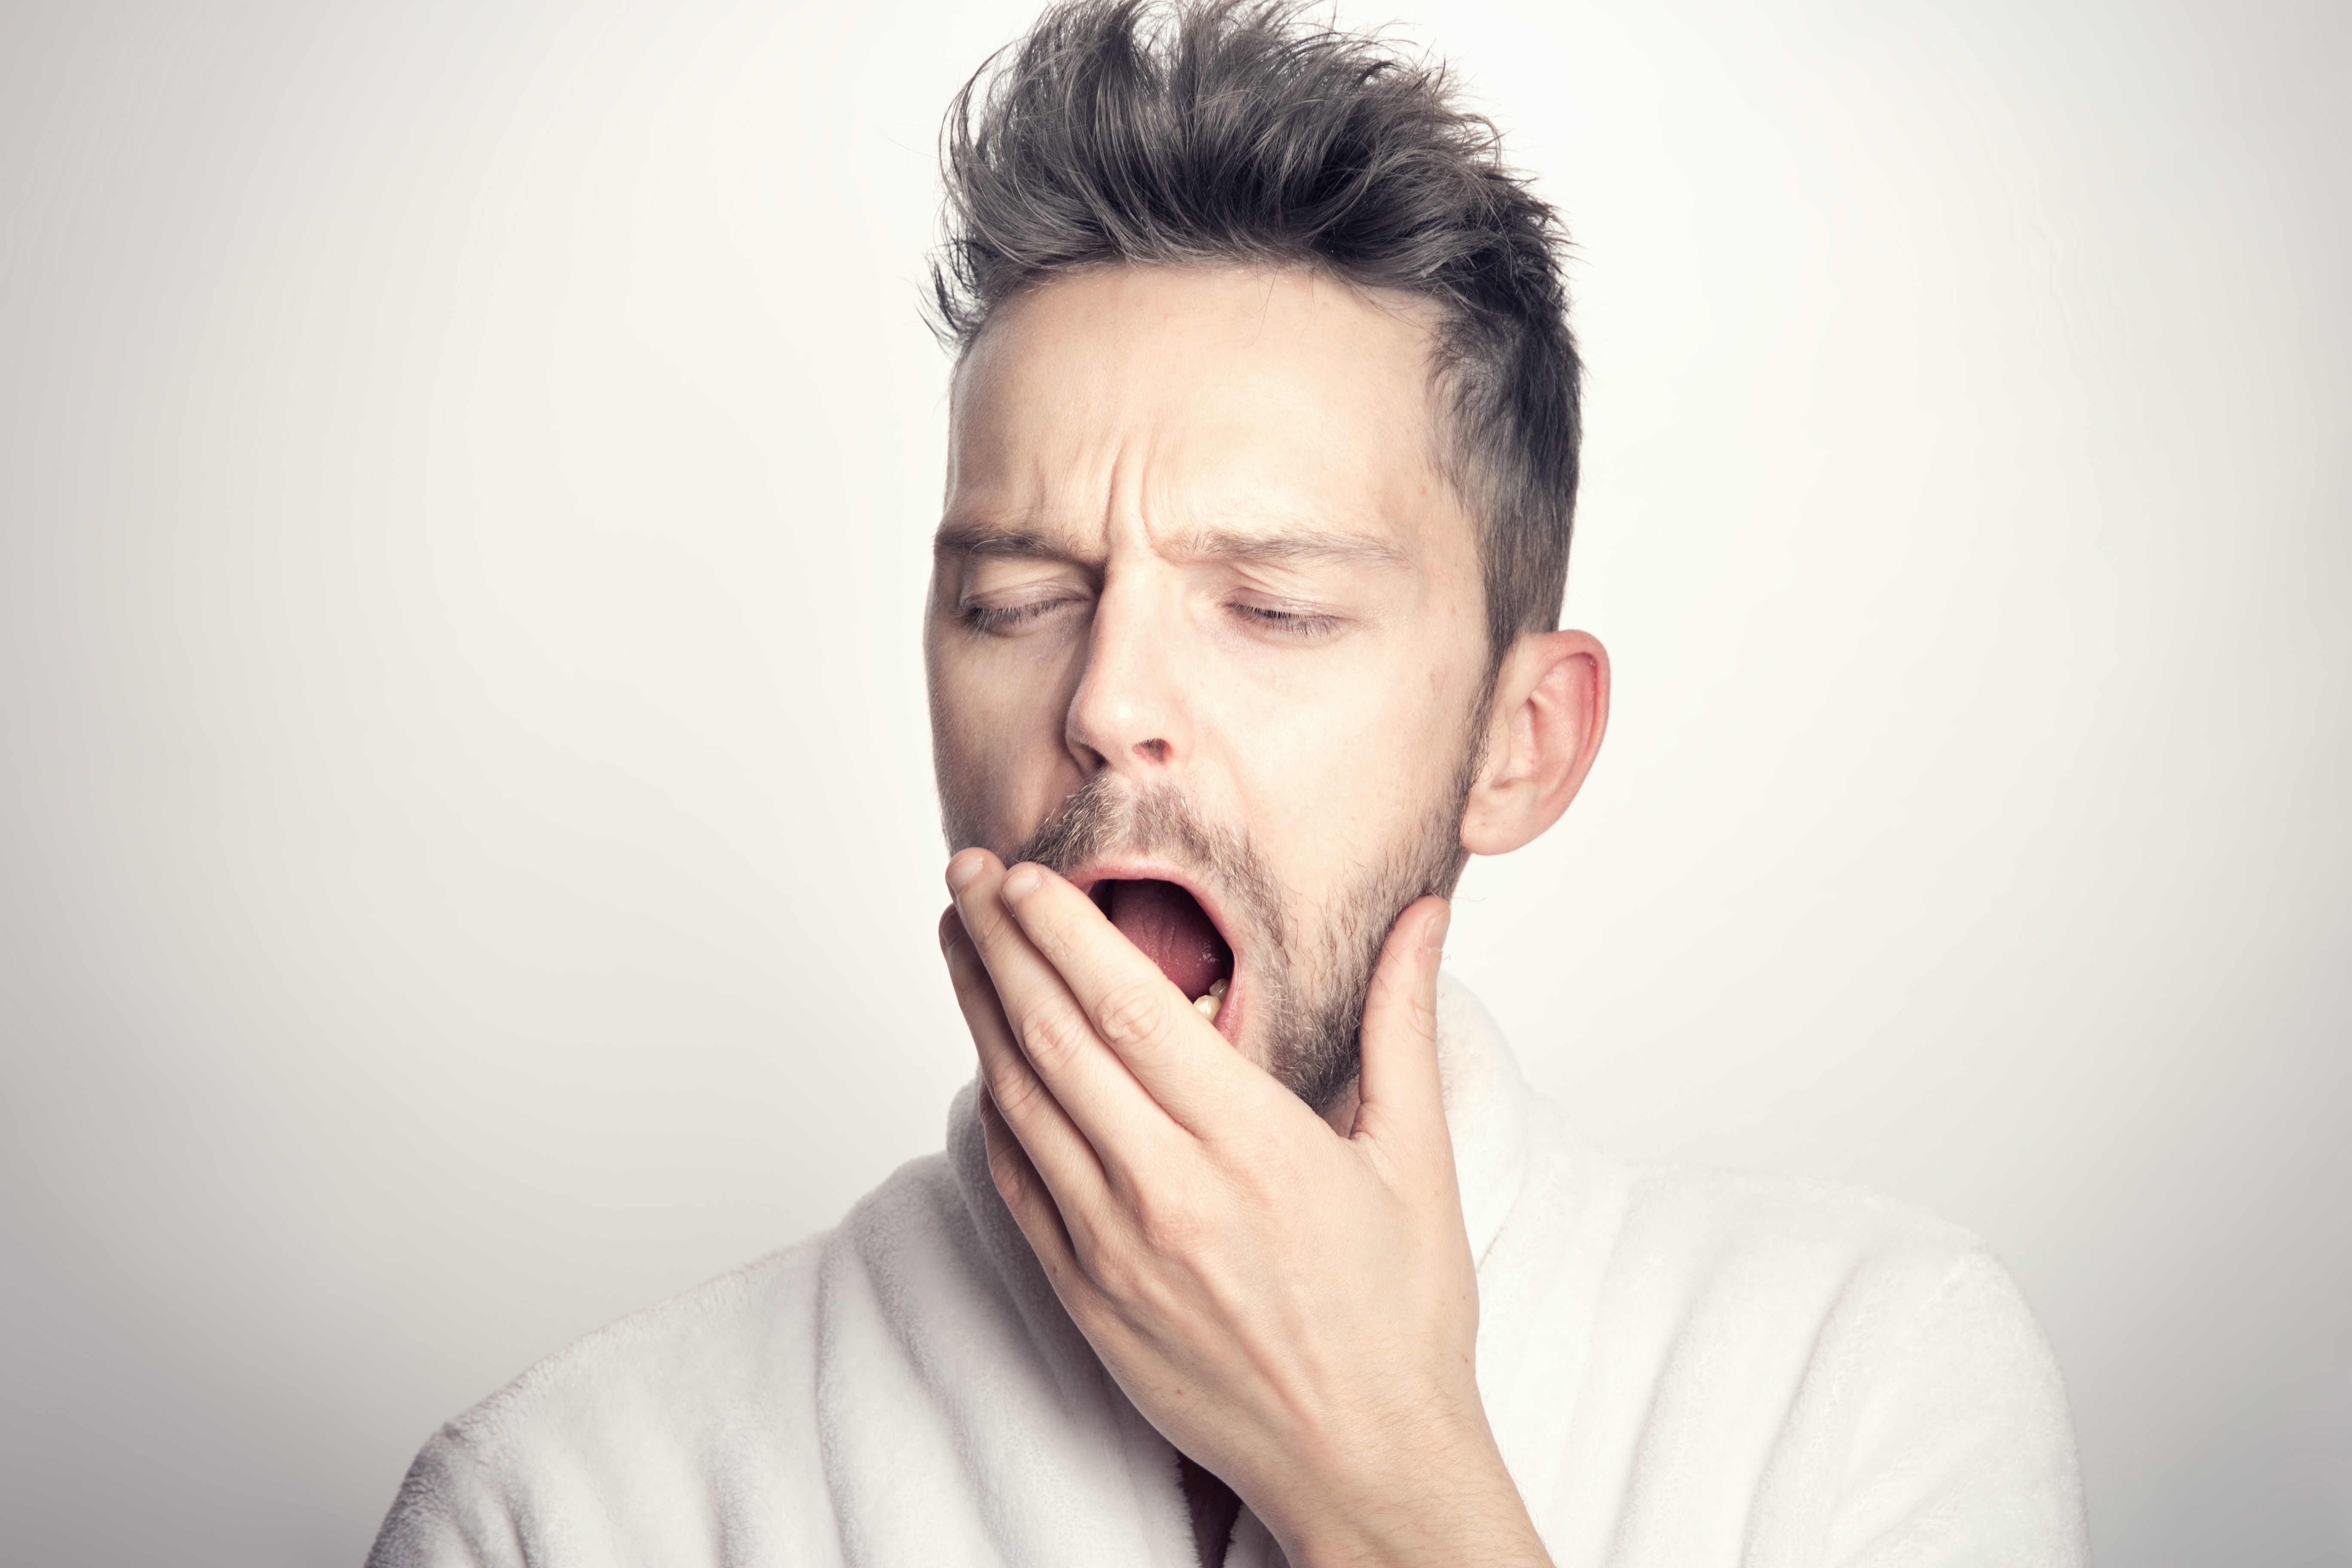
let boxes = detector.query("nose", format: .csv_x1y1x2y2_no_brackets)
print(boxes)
1064,573,1185,778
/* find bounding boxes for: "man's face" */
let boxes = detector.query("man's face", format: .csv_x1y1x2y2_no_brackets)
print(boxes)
925,264,1494,1109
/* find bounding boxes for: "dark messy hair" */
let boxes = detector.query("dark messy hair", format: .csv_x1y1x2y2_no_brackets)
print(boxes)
929,0,1581,666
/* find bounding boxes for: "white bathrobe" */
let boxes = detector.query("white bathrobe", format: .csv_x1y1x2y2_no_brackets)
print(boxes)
368,980,2086,1567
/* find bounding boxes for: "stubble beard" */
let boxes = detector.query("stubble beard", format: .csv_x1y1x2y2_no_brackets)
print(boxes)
947,739,1481,1115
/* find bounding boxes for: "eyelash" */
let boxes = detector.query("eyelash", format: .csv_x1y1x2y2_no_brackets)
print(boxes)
958,596,1340,641
1231,603,1340,640
959,599,1073,637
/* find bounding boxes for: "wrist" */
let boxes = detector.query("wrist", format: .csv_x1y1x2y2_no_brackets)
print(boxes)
1255,1415,1550,1568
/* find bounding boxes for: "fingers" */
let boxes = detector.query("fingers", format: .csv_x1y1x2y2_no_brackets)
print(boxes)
974,1077,1089,1301
940,903,1109,1213
1351,896,1454,1165
946,852,1179,1180
995,861,1279,1134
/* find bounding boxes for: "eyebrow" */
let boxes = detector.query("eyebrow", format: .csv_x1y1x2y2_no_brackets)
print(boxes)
931,520,1407,568
932,523,1076,561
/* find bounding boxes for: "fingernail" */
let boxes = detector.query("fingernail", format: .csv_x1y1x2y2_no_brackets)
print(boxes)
1423,901,1453,953
1002,863,1043,901
946,850,986,894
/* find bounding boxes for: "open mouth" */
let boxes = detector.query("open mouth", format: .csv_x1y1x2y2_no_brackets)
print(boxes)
1091,879,1236,1022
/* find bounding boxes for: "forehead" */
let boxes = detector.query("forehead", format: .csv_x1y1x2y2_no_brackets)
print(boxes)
944,264,1460,556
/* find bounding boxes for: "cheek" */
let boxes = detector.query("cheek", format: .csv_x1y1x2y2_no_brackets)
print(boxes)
1225,653,1476,858
935,657,1026,781
929,633,1012,787
929,633,1088,837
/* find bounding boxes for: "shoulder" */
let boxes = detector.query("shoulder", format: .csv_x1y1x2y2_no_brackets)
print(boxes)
1596,1156,2068,1427
368,1151,963,1568
462,1232,830,1460
1586,1157,2086,1564
370,1236,836,1568
1611,1158,1996,1306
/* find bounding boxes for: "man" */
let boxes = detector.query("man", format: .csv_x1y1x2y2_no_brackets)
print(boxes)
370,3,2086,1564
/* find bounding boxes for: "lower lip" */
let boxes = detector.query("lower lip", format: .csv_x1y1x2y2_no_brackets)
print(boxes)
1212,966,1244,1044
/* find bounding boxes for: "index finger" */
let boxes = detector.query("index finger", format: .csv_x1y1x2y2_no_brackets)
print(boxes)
949,850,1186,1183
997,861,1298,1136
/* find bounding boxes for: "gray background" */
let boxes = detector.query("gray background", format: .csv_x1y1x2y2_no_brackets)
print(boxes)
2,0,2346,1563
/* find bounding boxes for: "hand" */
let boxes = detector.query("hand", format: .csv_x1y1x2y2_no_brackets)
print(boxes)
940,850,1552,1568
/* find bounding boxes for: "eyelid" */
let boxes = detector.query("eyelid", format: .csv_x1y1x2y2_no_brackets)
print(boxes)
955,588,1091,625
956,558,1094,611
953,568,1096,637
1224,592,1344,639
1225,584,1336,617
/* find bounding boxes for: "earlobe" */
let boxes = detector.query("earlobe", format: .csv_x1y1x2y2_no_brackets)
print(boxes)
1458,630,1610,857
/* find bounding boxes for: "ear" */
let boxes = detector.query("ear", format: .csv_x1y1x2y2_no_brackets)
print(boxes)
1459,629,1610,857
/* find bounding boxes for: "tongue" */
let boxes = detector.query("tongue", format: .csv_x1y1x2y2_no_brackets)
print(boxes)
1104,880,1232,1001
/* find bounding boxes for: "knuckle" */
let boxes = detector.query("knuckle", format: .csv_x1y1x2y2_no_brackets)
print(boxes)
1224,1126,1290,1176
983,1063,1049,1121
1130,1189,1204,1256
987,1142,1029,1204
1019,1005,1096,1073
1094,979,1176,1054
1371,962,1437,1036
1406,986,1439,1036
1083,1231,1147,1299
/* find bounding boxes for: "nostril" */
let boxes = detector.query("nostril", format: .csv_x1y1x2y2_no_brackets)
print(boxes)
1136,738,1171,764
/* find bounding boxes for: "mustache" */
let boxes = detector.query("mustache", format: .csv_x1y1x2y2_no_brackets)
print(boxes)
1008,774,1289,949
995,766,1468,1116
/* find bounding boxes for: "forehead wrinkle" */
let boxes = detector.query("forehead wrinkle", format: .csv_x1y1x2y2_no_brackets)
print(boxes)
1132,426,1418,571
943,381,1138,566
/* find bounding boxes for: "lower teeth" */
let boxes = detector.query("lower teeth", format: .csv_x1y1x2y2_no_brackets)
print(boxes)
1192,977,1229,1023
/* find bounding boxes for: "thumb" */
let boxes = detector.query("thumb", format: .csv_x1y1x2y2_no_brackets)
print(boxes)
1351,895,1452,1150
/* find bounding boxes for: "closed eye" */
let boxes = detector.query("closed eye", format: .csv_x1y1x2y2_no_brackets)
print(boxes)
960,594,1090,637
1228,601,1342,640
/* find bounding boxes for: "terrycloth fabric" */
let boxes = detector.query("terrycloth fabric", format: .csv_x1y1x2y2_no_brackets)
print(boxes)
369,979,2086,1568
